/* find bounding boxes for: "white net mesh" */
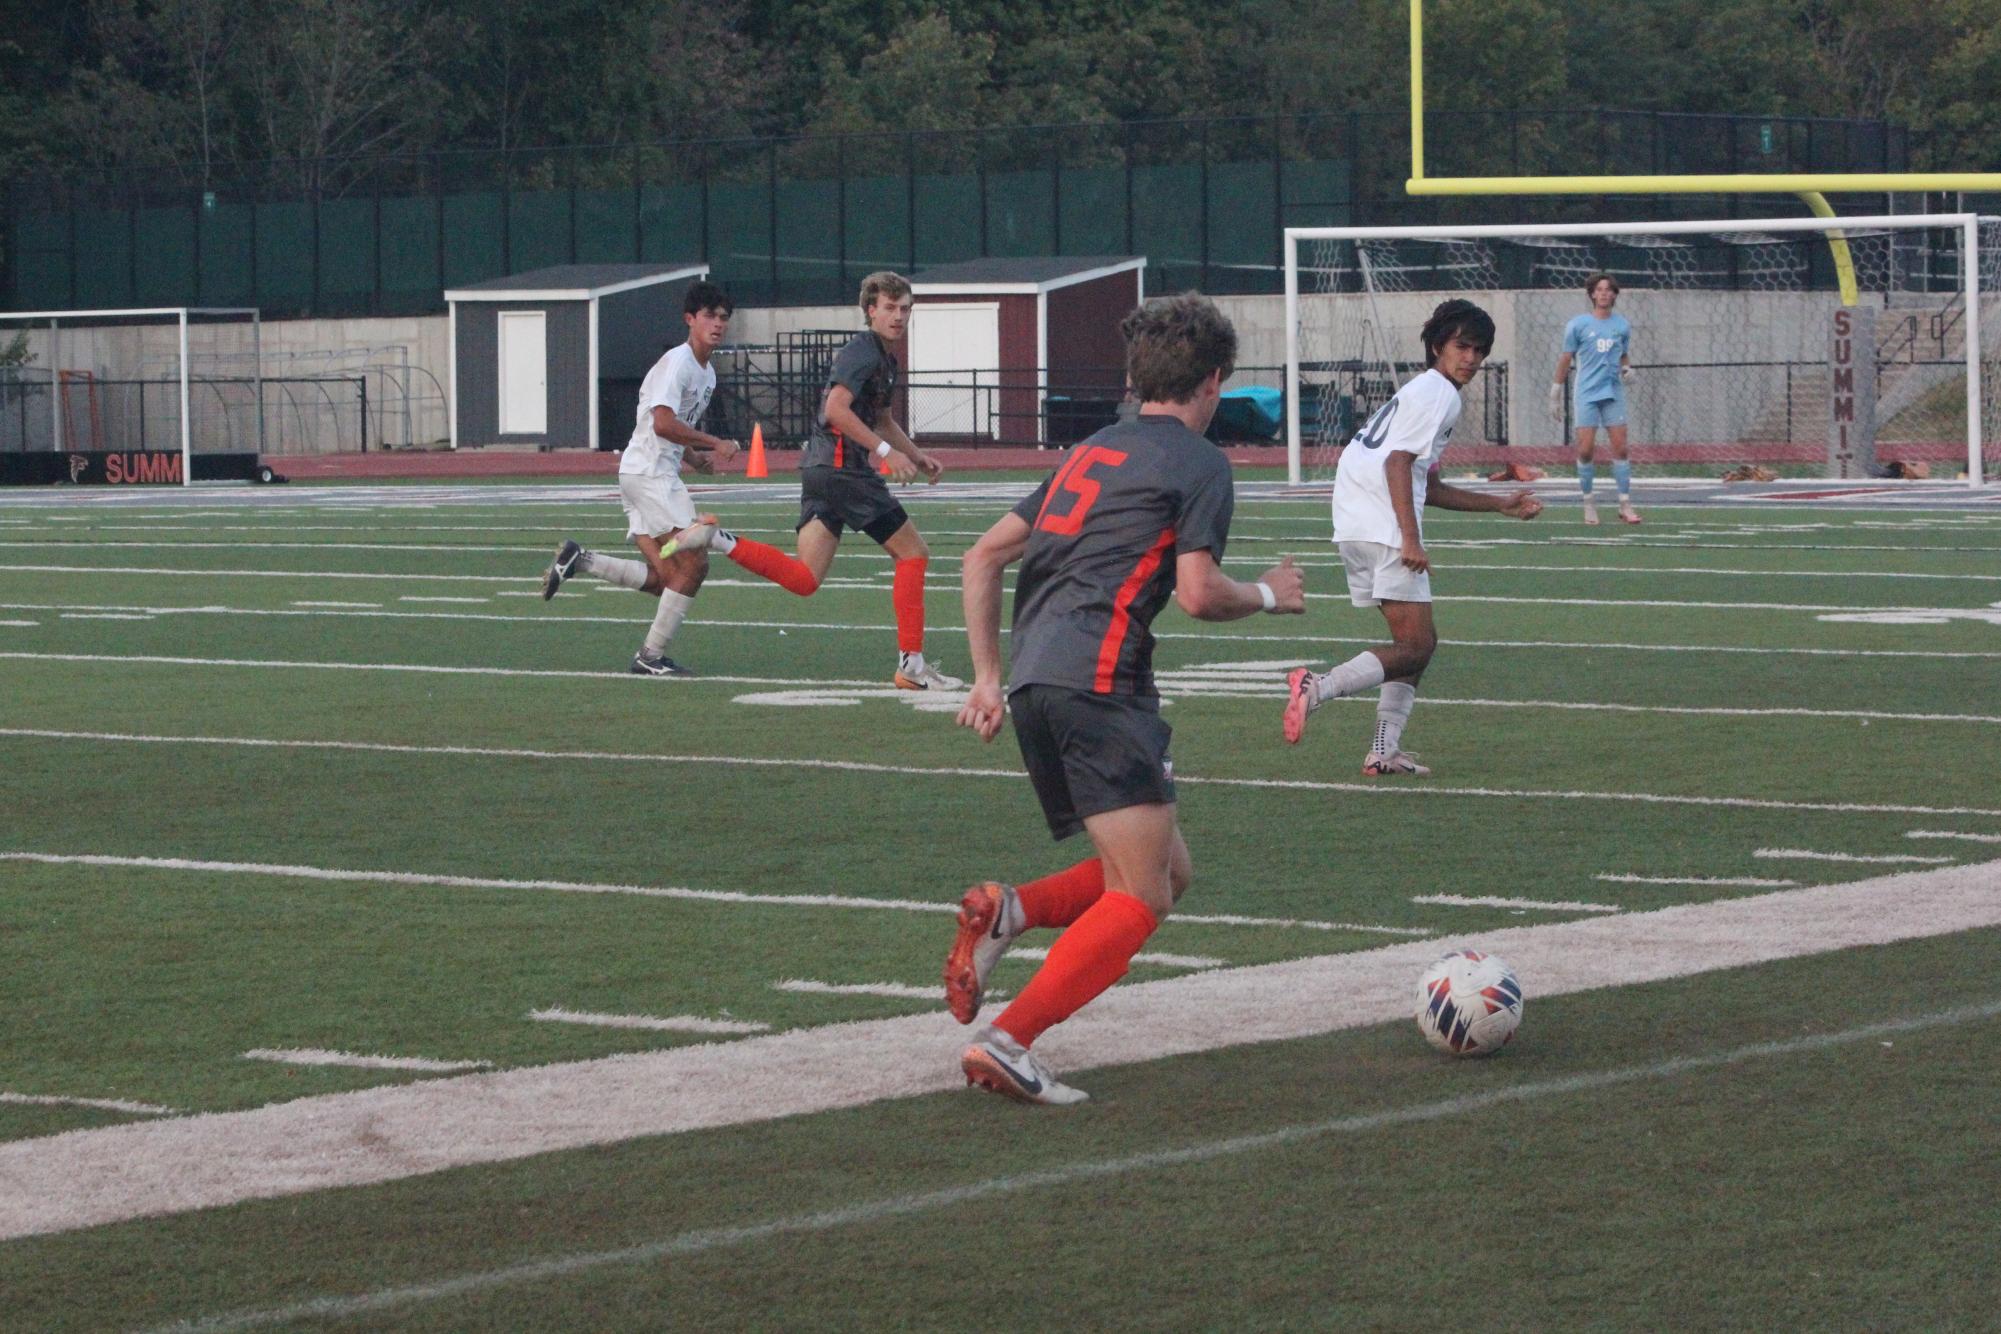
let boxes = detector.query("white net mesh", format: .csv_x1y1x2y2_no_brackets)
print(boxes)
0,310,263,466
1292,218,2000,481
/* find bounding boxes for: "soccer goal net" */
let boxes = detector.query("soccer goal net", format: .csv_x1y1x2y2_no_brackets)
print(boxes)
0,307,263,484
1284,214,2000,485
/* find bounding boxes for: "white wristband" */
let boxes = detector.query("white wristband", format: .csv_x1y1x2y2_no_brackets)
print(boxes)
1257,581,1277,612
874,440,894,459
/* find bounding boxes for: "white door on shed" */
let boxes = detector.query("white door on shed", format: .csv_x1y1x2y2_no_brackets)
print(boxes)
497,310,548,435
907,302,1000,437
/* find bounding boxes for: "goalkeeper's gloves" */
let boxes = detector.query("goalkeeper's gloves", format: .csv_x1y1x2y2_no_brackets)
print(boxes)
1620,364,1636,384
1546,382,1565,421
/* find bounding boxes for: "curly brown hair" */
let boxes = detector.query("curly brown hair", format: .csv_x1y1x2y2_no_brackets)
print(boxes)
1122,294,1237,403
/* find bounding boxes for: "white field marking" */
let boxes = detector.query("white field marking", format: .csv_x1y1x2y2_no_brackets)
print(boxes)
0,1091,178,1117
0,619,36,627
0,651,882,689
58,612,154,621
240,1049,492,1073
155,999,2001,1334
398,596,490,604
1907,829,2001,844
6,729,2001,821
4,563,1985,618
1008,946,1225,969
1246,558,2001,585
1818,605,2001,628
1410,893,1621,913
9,859,1997,1248
772,980,966,1001
1168,911,1428,936
27,597,1995,661
0,540,559,554
1754,848,1955,865
0,852,1411,938
1596,874,1799,888
527,1009,770,1036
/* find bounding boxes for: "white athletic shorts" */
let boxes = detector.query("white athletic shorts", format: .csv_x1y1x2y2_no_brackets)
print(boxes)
1340,540,1432,607
619,472,697,540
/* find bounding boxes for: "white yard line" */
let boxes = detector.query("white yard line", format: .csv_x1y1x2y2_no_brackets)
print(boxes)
3,859,1995,1244
1596,874,1799,888
398,596,490,604
0,852,1413,937
527,1009,770,1036
0,1091,178,1117
240,1050,492,1073
58,612,154,621
1754,848,1955,865
25,598,2001,660
1009,946,1224,969
1907,829,2001,844
773,980,959,1001
1410,894,1621,913
6,563,1992,617
5,651,1996,726
153,994,2001,1334
0,619,37,627
5,731,1999,819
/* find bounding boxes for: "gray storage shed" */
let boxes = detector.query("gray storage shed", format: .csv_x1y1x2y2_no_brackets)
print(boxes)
445,262,707,450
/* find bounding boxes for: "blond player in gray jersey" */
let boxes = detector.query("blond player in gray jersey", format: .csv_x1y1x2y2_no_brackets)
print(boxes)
1282,299,1541,774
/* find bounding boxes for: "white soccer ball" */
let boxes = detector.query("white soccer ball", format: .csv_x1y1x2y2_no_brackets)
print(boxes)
1415,950,1523,1056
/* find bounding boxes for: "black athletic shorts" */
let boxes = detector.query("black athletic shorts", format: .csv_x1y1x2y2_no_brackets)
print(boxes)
798,467,910,545
1009,684,1176,840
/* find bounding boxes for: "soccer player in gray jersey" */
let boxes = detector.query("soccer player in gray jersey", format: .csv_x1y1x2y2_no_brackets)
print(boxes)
707,271,961,689
943,294,1306,1105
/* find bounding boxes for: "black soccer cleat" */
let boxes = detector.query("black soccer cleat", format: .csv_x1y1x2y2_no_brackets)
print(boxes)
542,540,583,600
629,651,693,677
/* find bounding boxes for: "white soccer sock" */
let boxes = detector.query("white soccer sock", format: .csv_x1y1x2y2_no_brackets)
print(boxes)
900,650,926,674
1313,650,1387,704
643,590,694,655
1373,681,1417,757
581,550,649,590
710,529,738,555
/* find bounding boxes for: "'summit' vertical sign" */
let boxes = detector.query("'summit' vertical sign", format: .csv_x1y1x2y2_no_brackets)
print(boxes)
1828,306,1877,478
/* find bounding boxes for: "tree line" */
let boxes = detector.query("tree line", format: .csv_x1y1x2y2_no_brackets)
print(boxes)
1,0,1995,191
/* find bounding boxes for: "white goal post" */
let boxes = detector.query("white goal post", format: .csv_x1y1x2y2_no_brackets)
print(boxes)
0,306,262,485
1284,214,1996,488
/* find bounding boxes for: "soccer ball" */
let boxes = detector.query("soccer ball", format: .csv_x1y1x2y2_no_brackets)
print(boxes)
1415,950,1523,1056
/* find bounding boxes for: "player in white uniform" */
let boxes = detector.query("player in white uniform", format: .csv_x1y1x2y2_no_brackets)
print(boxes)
539,282,740,675
1281,300,1542,774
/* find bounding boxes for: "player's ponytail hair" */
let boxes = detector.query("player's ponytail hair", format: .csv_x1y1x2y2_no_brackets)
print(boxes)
1421,299,1495,366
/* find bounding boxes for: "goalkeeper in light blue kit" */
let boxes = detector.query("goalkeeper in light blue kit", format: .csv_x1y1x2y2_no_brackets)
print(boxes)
1548,273,1640,525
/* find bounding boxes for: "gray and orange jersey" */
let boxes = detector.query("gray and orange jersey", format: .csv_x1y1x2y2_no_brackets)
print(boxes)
804,331,897,471
1006,413,1234,699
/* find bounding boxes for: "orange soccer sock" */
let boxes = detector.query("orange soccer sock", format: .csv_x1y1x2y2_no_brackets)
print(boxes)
727,537,819,596
892,557,927,653
1015,857,1105,930
992,891,1157,1048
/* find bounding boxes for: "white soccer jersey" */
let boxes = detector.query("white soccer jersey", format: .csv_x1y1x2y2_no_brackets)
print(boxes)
621,343,715,478
1330,368,1462,547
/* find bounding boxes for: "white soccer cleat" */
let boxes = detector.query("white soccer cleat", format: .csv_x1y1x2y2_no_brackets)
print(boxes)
943,881,1021,1024
895,655,964,691
661,521,718,558
1363,750,1430,777
1581,498,1600,526
961,1028,1088,1106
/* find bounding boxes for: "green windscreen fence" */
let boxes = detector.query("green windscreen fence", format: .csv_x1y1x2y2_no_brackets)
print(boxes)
2,109,1905,316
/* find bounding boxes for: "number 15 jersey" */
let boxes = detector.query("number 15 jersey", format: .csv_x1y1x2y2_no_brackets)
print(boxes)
1331,367,1462,548
1007,414,1235,700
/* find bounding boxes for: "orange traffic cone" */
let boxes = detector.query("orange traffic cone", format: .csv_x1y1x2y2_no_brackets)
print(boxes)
745,423,768,478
